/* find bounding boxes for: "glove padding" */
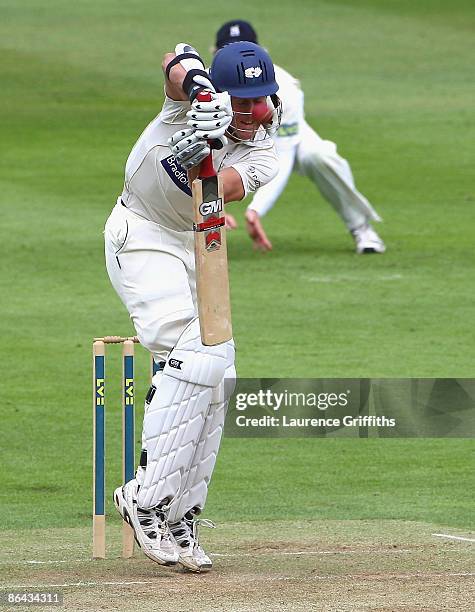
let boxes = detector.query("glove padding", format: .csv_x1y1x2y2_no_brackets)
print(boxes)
168,128,210,170
186,91,233,139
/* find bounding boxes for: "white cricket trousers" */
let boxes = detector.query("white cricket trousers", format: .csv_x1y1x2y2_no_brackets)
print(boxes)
104,202,197,361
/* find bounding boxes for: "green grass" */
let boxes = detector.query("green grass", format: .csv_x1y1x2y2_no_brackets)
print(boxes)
1,0,474,549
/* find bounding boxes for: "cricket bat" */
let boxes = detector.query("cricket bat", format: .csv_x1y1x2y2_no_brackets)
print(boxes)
191,92,232,346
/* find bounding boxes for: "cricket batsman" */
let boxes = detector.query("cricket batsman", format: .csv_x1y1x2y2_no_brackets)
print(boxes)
104,41,281,571
215,20,386,254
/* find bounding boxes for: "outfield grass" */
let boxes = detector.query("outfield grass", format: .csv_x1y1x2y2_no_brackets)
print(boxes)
0,1,474,609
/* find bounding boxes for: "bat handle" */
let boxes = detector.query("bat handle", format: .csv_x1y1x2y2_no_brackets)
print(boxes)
196,90,217,179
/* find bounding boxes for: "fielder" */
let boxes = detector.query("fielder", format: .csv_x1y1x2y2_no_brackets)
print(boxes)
215,20,386,254
104,41,281,571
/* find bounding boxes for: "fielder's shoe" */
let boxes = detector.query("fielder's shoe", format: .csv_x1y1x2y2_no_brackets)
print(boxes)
351,223,386,254
114,481,179,566
170,510,215,572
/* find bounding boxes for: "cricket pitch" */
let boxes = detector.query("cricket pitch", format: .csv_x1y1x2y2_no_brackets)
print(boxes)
1,520,473,611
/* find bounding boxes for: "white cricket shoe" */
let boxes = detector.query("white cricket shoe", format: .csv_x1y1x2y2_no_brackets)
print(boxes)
351,223,386,254
170,511,215,572
113,480,179,566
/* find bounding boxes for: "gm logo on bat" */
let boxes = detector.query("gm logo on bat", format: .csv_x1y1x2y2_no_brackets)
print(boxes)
199,198,223,216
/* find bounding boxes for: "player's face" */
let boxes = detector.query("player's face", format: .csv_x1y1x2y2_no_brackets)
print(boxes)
230,96,267,140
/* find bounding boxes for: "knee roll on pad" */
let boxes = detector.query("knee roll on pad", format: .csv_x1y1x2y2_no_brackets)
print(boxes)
164,318,229,387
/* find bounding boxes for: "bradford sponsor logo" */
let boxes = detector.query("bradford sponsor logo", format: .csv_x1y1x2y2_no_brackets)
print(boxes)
161,155,192,196
199,198,223,216
168,358,183,370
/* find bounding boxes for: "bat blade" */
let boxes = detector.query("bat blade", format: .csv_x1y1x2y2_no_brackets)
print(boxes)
192,173,232,346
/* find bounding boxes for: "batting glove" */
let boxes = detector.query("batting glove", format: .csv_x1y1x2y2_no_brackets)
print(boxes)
186,91,233,140
168,128,210,170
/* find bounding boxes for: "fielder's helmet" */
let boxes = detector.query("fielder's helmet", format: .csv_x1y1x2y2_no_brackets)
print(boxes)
215,20,258,49
210,41,278,98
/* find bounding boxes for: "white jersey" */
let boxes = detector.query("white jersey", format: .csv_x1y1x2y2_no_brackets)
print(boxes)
120,96,278,231
273,65,305,150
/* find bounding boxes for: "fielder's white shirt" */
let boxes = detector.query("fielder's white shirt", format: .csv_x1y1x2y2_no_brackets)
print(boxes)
273,65,305,150
120,96,278,231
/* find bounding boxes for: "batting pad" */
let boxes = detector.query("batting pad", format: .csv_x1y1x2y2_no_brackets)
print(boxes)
137,319,228,509
168,359,236,523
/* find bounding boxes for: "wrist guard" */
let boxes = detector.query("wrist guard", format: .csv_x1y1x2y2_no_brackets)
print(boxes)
167,43,215,102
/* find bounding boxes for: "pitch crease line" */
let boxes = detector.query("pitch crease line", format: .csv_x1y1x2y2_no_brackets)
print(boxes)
20,548,414,565
2,580,156,589
4,573,474,590
432,533,475,543
213,548,413,557
25,559,89,565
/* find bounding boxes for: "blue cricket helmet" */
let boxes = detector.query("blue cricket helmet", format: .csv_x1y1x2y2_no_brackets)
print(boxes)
210,41,278,98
